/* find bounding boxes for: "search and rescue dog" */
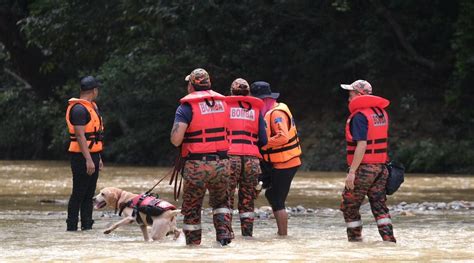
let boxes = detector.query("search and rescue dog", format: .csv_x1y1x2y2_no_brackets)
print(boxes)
93,187,180,241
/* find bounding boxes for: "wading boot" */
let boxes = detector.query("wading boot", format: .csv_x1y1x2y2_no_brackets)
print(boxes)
218,238,231,246
81,219,94,231
66,219,78,231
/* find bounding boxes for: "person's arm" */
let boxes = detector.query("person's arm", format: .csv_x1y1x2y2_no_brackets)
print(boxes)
170,122,188,147
345,140,367,190
345,113,368,190
170,104,192,147
74,125,96,175
264,110,291,148
257,113,268,147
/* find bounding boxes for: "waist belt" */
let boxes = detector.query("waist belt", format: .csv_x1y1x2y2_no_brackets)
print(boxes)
186,152,228,161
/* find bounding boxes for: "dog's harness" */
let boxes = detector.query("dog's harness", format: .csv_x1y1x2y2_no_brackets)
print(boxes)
119,193,176,225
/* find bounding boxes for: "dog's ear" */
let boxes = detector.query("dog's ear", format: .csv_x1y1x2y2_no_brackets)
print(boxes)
116,190,128,208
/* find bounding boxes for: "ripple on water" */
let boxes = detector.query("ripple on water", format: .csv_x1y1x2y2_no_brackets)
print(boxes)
1,161,473,261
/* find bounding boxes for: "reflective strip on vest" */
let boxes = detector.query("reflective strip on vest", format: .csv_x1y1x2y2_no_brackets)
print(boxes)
182,224,201,231
346,220,363,228
213,208,232,215
239,212,255,219
377,218,392,226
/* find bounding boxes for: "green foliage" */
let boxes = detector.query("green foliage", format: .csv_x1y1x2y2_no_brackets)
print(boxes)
396,139,474,173
0,0,472,173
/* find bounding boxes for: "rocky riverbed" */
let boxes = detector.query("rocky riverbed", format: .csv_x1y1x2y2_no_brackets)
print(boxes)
91,200,474,220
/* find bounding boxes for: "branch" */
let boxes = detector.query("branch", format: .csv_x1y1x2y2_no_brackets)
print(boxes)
4,68,32,89
369,0,439,70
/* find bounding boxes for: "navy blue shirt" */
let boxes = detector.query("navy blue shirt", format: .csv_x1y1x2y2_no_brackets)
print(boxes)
69,104,90,125
350,113,368,141
174,103,268,146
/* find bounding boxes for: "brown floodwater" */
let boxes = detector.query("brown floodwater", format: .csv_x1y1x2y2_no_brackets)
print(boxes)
1,160,473,261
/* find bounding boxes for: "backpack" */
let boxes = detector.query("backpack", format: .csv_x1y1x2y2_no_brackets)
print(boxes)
386,161,405,195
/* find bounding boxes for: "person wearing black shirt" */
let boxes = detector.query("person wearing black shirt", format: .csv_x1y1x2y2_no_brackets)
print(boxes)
65,76,104,231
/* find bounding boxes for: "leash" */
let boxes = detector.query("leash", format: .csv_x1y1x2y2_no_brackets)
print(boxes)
145,168,172,195
169,148,185,201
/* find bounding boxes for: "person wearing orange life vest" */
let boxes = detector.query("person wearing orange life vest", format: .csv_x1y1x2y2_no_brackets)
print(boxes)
170,68,232,246
226,78,268,238
250,81,302,236
340,80,396,242
65,76,104,231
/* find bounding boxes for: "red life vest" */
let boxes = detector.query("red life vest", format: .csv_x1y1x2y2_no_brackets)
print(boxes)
227,96,263,158
129,194,176,211
124,194,176,225
65,98,104,153
180,90,229,157
345,95,390,165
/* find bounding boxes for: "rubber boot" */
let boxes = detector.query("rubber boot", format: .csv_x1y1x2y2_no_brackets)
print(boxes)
81,219,94,231
66,218,78,231
273,209,288,236
218,238,232,246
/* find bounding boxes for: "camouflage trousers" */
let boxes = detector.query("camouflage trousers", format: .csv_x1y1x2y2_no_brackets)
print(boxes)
340,164,396,242
181,158,232,245
228,155,262,237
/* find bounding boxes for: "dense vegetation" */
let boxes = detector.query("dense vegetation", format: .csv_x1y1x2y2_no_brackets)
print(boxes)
0,0,472,173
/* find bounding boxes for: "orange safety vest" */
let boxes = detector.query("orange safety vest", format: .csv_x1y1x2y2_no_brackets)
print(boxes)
227,95,264,158
65,98,104,153
345,95,390,165
180,90,229,157
261,103,302,163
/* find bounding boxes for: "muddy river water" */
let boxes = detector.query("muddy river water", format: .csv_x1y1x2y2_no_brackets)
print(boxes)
1,161,473,261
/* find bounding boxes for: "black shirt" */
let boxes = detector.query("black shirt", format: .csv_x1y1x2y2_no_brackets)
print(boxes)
69,104,90,125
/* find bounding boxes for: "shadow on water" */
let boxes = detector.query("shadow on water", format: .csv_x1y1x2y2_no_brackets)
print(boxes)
1,160,473,261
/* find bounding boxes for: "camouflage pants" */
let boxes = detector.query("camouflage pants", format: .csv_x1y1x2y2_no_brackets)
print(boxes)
228,155,262,237
340,164,396,242
181,158,232,245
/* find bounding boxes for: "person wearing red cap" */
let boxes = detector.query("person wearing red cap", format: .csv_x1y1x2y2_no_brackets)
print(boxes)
65,76,104,231
339,79,396,242
250,81,302,236
226,78,267,238
170,68,233,246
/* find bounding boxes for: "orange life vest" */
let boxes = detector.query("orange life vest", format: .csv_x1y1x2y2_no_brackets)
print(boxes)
227,95,264,158
345,95,390,165
65,98,104,153
180,90,229,157
261,103,302,163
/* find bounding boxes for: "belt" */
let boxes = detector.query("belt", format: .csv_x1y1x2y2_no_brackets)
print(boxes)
186,152,228,161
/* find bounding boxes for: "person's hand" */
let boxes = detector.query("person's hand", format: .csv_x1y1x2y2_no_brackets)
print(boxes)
86,158,96,175
345,171,356,190
99,158,104,171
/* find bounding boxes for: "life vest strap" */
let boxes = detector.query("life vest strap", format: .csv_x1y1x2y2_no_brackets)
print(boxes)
231,139,257,145
206,136,225,142
261,134,300,155
183,127,226,144
183,138,203,143
346,138,387,146
262,140,300,155
205,127,225,133
347,148,387,155
231,130,258,138
184,130,202,137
